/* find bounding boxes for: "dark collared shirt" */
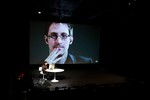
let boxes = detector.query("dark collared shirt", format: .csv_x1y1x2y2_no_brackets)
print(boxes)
65,53,93,64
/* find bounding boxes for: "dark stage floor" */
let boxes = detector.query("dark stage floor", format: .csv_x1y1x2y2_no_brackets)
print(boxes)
13,64,148,99
31,64,127,91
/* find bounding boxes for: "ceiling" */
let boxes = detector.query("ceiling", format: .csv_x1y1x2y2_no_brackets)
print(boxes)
30,0,136,23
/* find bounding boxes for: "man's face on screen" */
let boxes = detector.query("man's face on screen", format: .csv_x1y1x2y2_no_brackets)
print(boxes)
46,23,73,56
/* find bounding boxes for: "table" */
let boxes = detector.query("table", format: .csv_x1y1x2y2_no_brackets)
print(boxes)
45,68,64,82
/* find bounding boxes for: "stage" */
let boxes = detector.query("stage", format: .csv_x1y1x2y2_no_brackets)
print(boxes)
15,64,148,99
31,64,127,91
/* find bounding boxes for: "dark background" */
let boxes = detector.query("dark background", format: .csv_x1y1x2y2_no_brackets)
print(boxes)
14,0,139,73
28,0,139,73
7,0,148,99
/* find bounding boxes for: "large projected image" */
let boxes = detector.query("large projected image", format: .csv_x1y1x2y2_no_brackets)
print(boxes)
30,21,100,64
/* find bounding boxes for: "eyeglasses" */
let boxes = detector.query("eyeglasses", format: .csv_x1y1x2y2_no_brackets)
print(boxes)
47,33,70,40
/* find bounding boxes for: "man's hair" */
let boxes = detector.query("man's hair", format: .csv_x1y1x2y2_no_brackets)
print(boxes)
45,22,73,36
